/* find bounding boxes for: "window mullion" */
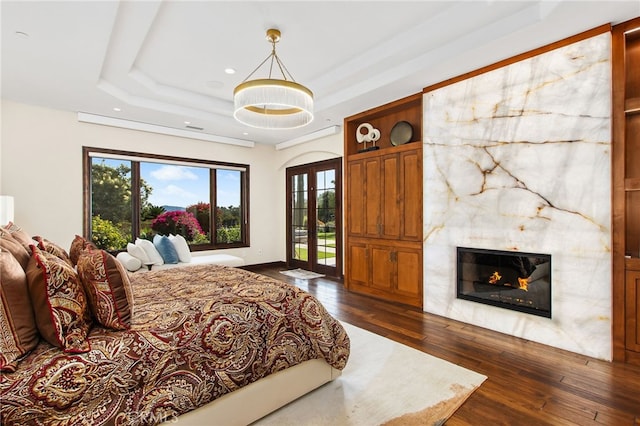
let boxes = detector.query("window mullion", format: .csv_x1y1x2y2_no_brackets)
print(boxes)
131,161,141,242
211,169,217,247
241,170,248,245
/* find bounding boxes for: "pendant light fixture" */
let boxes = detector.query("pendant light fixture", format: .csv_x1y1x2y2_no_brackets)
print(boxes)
233,28,313,129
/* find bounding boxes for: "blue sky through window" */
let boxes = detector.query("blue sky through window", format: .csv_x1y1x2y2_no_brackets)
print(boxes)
94,158,240,209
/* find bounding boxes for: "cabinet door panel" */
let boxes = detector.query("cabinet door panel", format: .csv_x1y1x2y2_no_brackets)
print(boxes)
381,154,400,239
347,161,365,236
396,249,422,296
348,243,369,288
371,246,394,291
626,271,640,351
365,158,382,237
401,149,422,241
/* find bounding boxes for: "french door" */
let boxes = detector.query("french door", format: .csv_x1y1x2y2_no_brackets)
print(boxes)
286,158,342,277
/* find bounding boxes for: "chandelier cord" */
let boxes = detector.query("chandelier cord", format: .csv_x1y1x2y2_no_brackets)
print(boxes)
241,38,297,84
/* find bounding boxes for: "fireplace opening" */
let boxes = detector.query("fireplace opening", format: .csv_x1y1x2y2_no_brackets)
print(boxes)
457,247,551,318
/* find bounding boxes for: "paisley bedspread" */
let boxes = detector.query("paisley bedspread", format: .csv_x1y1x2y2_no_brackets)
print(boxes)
0,265,350,425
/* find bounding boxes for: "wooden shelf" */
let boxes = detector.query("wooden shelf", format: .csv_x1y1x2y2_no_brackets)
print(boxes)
348,140,422,160
625,97,640,114
344,93,422,157
625,177,640,191
626,257,640,271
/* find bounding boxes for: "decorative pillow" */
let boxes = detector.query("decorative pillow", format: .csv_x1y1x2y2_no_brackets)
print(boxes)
3,222,33,250
0,250,39,372
153,234,179,264
0,233,30,270
135,238,164,265
26,245,91,353
34,236,73,267
116,251,142,272
127,242,151,264
77,249,133,330
169,234,192,263
69,234,96,266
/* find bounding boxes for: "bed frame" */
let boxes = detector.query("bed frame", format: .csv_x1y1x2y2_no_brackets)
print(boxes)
170,359,341,425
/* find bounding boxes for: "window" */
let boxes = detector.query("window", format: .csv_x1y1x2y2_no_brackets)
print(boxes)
83,147,249,251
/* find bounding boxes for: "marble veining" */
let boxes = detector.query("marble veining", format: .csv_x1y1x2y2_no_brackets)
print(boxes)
423,33,612,360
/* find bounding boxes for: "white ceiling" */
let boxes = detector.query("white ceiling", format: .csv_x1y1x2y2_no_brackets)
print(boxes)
2,1,639,148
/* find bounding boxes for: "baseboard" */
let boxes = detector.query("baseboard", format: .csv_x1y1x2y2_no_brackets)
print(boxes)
241,261,287,270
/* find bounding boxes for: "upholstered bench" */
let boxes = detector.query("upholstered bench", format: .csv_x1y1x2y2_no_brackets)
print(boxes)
118,252,245,271
116,234,245,272
150,253,245,270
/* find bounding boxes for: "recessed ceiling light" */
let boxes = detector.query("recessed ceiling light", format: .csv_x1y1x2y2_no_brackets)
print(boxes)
184,121,191,125
113,107,121,112
224,68,236,75
243,132,249,136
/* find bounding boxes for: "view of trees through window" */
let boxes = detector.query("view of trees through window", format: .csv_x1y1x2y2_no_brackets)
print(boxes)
85,149,247,251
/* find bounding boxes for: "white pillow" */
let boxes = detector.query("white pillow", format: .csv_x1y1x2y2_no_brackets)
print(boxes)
135,238,164,265
116,251,142,272
127,242,150,264
169,234,192,263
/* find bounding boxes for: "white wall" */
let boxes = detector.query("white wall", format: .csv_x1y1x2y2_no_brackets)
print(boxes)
0,100,342,265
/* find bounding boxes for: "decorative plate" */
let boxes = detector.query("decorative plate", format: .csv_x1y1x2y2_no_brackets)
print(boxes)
390,121,413,146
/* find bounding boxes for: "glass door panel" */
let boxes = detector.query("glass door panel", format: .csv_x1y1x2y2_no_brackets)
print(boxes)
291,173,308,262
316,169,337,267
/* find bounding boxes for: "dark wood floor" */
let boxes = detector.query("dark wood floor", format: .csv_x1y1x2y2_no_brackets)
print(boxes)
244,264,640,425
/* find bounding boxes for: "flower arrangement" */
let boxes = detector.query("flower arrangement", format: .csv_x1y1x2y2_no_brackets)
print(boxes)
151,210,204,241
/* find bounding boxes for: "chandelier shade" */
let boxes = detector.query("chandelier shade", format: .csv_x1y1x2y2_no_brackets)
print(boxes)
233,29,314,129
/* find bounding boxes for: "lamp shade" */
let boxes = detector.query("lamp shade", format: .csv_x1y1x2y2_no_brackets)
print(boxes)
233,79,313,129
0,195,15,226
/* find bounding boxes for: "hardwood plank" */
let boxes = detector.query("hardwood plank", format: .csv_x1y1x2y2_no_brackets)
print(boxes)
244,264,640,424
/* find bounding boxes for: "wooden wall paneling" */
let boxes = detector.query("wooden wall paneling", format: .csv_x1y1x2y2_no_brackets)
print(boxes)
365,157,382,238
626,269,640,351
400,149,422,241
381,153,400,239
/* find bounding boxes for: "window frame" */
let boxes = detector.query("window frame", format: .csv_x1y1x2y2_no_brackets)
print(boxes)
82,147,250,251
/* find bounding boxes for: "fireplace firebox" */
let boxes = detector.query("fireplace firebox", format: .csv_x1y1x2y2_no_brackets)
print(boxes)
457,247,551,318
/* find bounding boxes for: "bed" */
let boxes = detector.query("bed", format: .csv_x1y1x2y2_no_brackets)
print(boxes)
0,230,350,426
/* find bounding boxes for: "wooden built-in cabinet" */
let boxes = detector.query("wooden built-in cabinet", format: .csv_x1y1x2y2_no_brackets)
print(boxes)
344,94,423,308
613,17,640,365
347,146,422,241
626,264,640,354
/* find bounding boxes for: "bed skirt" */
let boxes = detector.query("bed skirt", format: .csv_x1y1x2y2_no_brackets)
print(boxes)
170,358,341,425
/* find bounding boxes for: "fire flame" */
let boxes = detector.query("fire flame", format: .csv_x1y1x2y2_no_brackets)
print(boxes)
518,277,529,291
489,271,501,284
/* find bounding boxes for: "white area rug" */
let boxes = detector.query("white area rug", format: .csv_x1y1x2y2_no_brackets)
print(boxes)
279,268,325,279
255,322,487,425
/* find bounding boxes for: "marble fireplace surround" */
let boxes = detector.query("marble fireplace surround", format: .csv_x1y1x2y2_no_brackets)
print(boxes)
422,32,612,360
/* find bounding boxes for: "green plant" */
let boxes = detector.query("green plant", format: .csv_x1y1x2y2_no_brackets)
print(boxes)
216,226,241,244
91,215,129,251
191,233,210,244
141,204,166,221
139,227,155,241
